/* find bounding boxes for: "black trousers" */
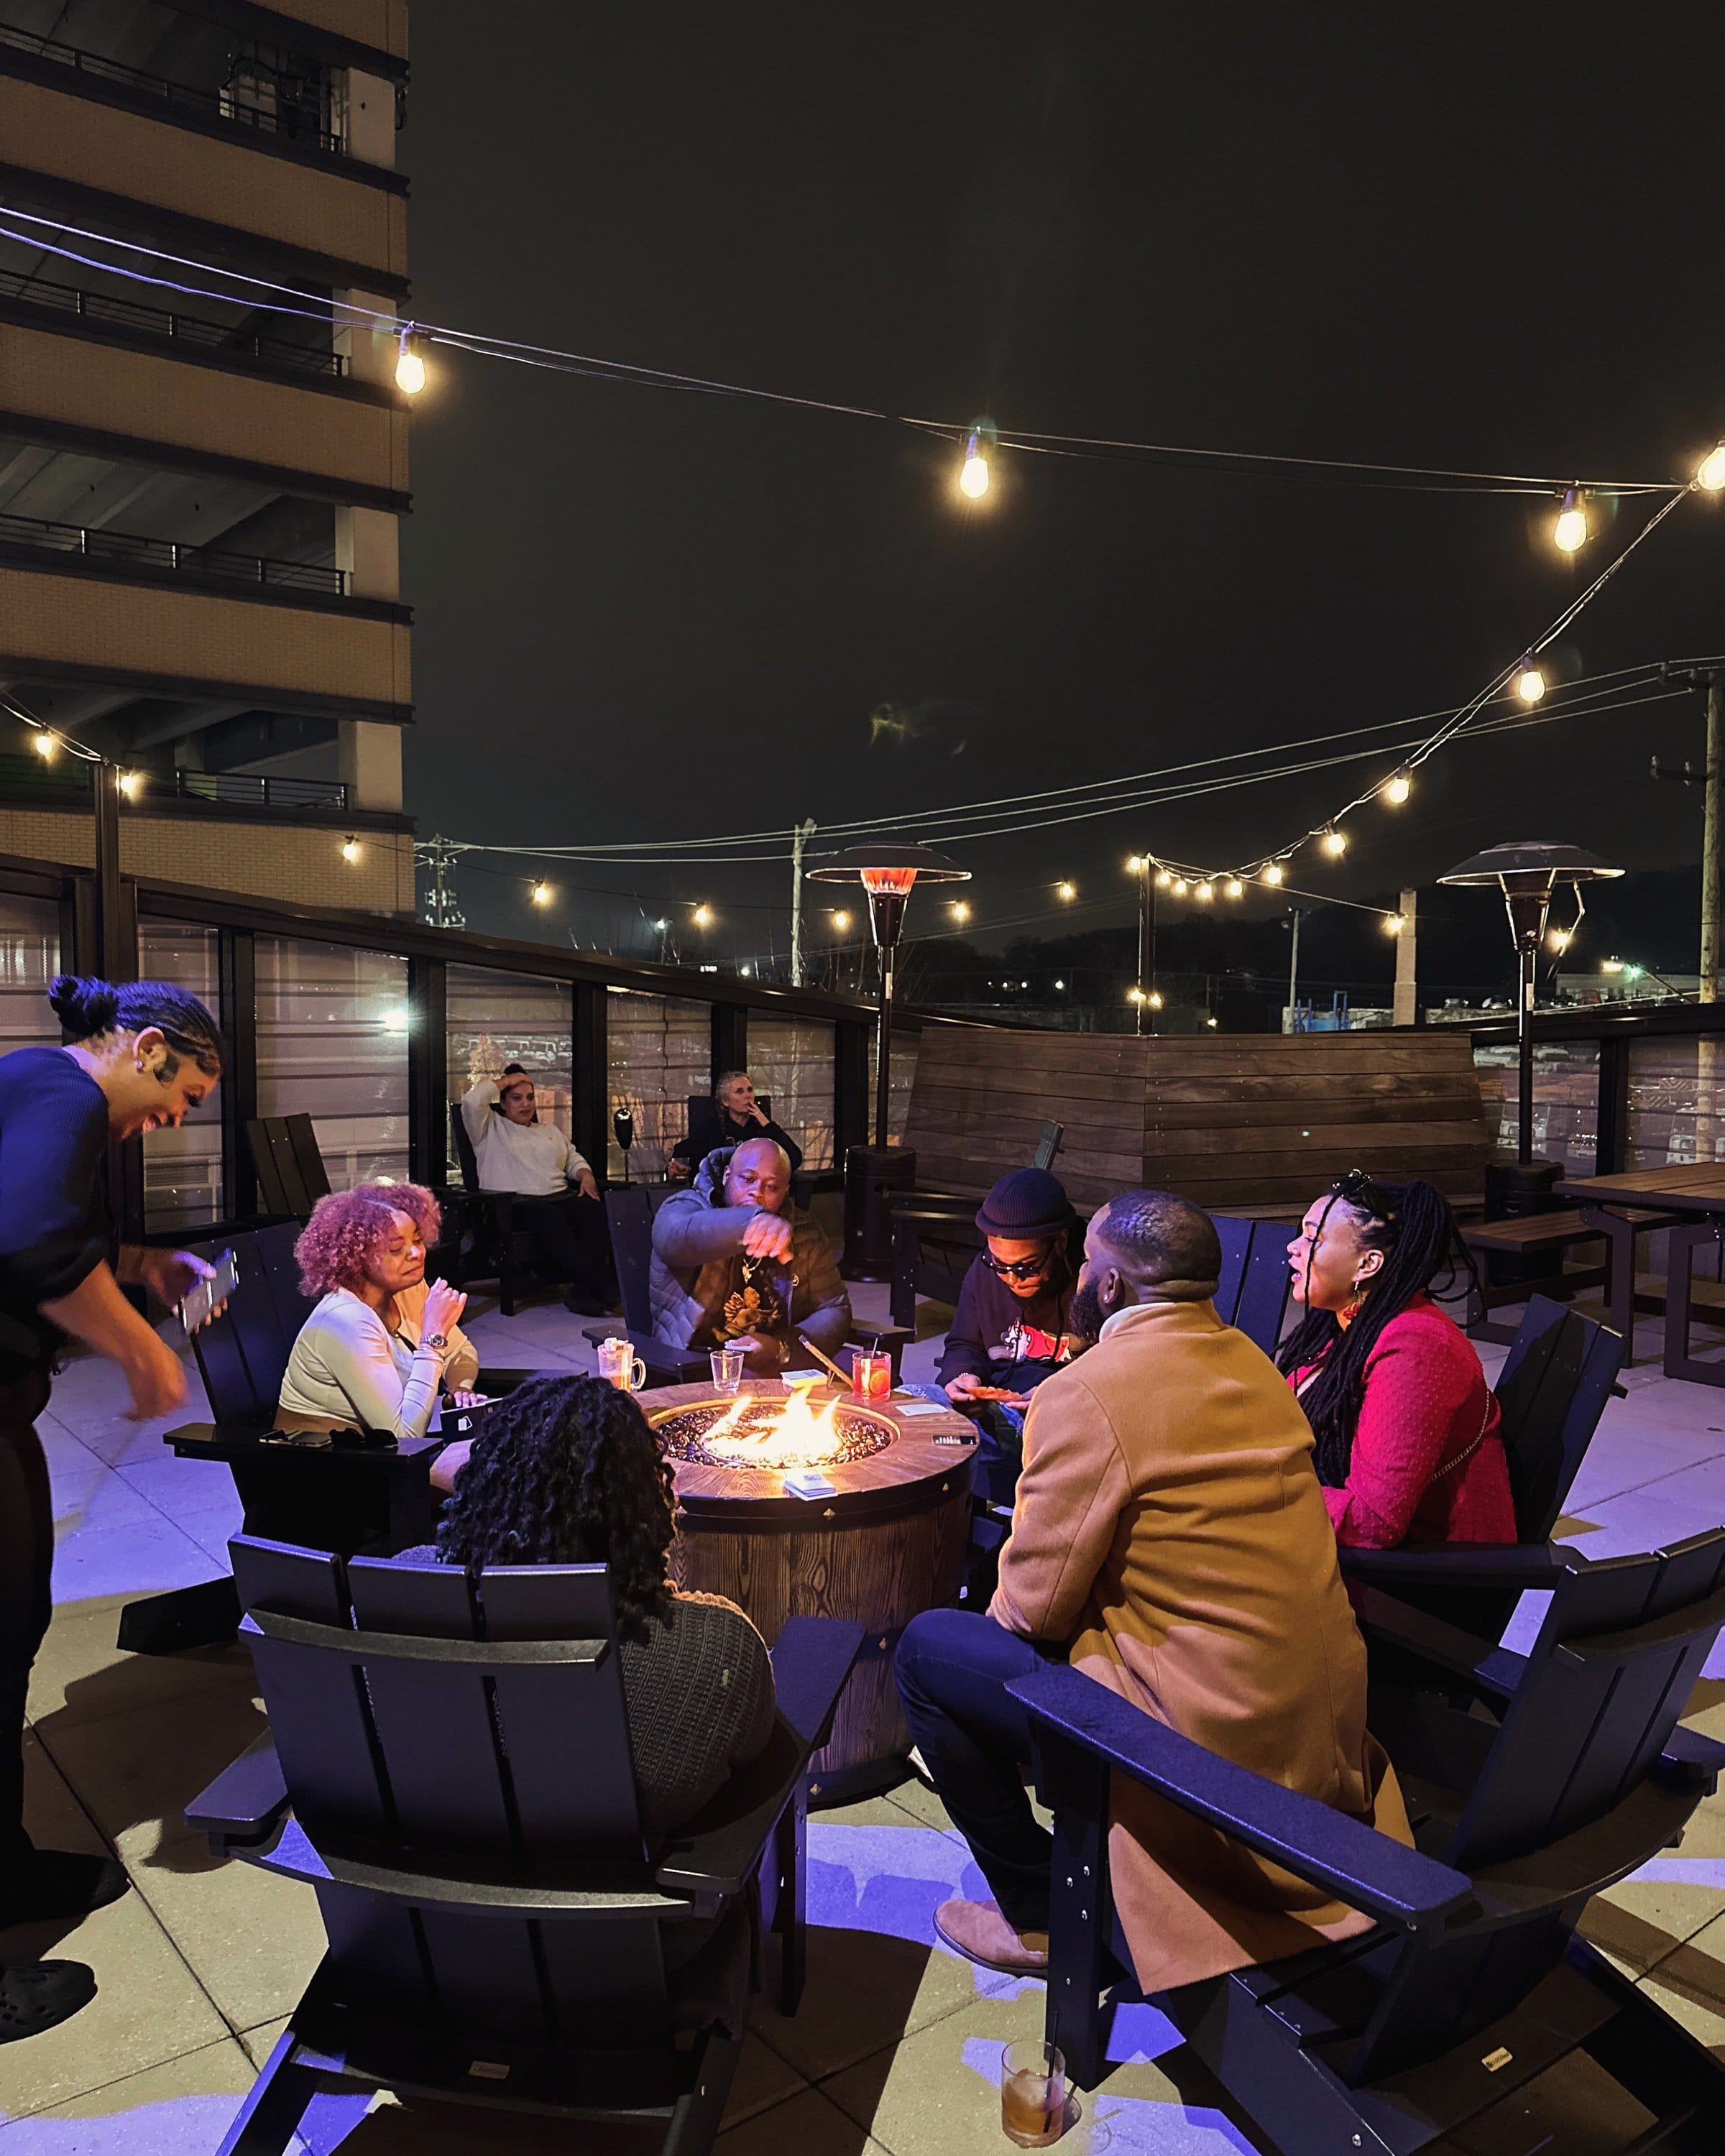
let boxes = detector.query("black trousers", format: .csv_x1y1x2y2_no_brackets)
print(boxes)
519,1192,611,1301
0,1371,53,1864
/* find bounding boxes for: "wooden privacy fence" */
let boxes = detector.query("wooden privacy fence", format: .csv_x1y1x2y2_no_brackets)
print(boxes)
903,1027,1491,1215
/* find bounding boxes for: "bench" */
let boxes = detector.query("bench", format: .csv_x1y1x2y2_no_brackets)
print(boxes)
1460,1207,1665,1344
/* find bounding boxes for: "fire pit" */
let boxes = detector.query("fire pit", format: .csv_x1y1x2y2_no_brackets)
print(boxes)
648,1378,978,1805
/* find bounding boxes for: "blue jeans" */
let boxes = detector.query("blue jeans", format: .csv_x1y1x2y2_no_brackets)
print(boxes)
893,1608,1063,1932
908,1385,1025,1508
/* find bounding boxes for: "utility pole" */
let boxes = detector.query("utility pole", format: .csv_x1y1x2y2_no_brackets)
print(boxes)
1392,887,1418,1026
1658,667,1722,1159
420,834,465,930
789,818,815,987
1284,908,1305,1034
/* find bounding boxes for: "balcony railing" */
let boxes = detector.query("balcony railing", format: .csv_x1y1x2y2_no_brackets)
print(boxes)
0,265,346,379
0,757,349,814
0,22,345,156
0,510,348,599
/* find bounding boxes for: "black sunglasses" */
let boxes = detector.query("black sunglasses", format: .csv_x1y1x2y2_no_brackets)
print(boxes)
982,1250,1052,1281
1331,1168,1397,1222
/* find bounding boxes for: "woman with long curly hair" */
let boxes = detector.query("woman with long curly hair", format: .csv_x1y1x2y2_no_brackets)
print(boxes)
277,1183,476,1441
418,1374,776,1843
1279,1171,1514,1548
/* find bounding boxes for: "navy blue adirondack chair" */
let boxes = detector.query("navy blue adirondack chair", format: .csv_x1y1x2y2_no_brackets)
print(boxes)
1211,1215,1292,1356
189,1537,862,2156
1010,1528,1725,2155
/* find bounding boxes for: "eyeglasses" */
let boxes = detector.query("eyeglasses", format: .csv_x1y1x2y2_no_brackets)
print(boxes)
1332,1168,1397,1221
982,1252,1052,1281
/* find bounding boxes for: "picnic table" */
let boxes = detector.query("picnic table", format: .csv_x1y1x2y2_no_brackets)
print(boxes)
1555,1163,1725,1382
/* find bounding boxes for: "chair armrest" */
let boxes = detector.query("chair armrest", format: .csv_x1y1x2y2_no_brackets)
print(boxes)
1339,1542,1574,1591
1660,1726,1725,1794
842,1323,915,1352
889,1194,978,1222
770,1618,865,1751
474,1368,537,1394
1008,1664,1473,1934
183,1738,289,1853
1350,1585,1529,1700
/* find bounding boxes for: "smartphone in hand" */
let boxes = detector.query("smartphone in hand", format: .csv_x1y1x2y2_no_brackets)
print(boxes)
180,1249,239,1333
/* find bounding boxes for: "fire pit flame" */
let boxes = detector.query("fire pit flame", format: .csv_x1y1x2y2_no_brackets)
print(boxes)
653,1386,894,1472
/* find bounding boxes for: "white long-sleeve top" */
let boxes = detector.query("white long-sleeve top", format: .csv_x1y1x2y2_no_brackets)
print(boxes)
278,1287,458,1440
461,1078,592,1197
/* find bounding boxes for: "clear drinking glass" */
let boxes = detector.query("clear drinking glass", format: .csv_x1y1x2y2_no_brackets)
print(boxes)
710,1345,745,1395
1000,2037,1067,2148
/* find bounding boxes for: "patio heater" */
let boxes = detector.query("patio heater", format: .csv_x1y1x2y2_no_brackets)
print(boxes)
1438,841,1622,1213
808,840,970,1276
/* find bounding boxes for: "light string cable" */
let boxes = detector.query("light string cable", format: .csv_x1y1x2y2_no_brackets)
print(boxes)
0,208,1685,497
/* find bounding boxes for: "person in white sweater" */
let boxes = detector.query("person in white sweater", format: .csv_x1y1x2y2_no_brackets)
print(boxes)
277,1184,479,1441
460,1064,610,1315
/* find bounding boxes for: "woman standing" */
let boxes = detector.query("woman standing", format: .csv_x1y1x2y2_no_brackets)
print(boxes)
1279,1171,1514,1549
0,972,223,2037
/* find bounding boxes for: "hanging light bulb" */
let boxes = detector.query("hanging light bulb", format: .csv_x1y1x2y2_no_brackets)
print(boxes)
1547,926,1572,952
32,731,55,760
1552,487,1588,553
117,770,141,798
530,879,552,906
1383,913,1406,936
1223,876,1243,899
950,900,972,923
958,431,990,499
1261,860,1284,887
1322,827,1347,857
1146,989,1164,1010
1195,880,1215,903
832,909,851,933
1515,655,1547,705
341,835,360,863
394,328,426,395
1154,867,1172,888
1172,877,1189,897
1125,854,1144,875
691,903,713,928
1056,880,1077,902
1696,443,1725,491
1381,769,1412,806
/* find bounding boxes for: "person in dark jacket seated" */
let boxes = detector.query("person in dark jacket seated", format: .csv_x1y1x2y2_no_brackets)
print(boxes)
930,1169,1081,1506
667,1070,804,1181
405,1373,776,1845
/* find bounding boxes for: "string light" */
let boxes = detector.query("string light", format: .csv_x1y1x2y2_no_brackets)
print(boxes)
1195,880,1215,902
395,329,426,395
958,428,990,500
1515,655,1547,705
1553,487,1588,553
1261,861,1284,886
1146,989,1164,1010
1383,913,1406,936
831,909,851,932
1698,444,1725,491
1547,926,1572,952
117,770,141,798
1127,986,1144,1005
950,900,972,923
1056,879,1077,901
1172,877,1189,896
341,836,360,863
1223,876,1243,899
1321,827,1348,857
1154,867,1172,888
1125,854,1144,875
691,903,714,927
530,879,552,906
1205,1014,1219,1028
1381,769,1412,806
32,732,55,760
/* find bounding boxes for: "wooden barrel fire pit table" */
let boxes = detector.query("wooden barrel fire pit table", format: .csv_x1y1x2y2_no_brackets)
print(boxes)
648,1378,978,1806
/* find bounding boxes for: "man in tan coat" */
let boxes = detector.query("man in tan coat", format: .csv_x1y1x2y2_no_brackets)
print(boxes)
895,1188,1409,1986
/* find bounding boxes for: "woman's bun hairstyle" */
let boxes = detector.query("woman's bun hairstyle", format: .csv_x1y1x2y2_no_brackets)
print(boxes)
48,975,120,1039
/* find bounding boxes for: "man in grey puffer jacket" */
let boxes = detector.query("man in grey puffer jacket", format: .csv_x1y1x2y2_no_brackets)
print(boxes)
649,1138,850,1373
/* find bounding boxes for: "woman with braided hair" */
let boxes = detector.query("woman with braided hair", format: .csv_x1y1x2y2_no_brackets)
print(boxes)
408,1374,776,1843
1279,1171,1514,1548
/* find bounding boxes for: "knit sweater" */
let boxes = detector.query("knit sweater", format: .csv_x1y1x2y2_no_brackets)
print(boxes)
389,1560,776,1846
460,1079,592,1197
1289,1294,1515,1548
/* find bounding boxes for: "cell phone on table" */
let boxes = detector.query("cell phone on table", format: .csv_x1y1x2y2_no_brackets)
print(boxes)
179,1248,239,1333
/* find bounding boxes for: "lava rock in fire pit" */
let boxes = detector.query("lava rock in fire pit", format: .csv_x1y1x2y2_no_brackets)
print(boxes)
653,1395,894,1473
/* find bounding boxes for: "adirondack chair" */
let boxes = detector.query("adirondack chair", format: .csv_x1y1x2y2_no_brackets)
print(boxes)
446,1100,569,1317
245,1114,330,1220
189,1537,862,2156
1011,1529,1725,2154
1340,1295,1625,1639
592,1184,912,1383
1212,1214,1292,1355
888,1119,1067,1327
121,1226,528,1654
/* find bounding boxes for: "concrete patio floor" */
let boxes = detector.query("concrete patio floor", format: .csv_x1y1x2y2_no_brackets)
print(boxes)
3,1279,1725,2154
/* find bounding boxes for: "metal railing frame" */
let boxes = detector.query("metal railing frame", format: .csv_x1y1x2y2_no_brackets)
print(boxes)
0,264,346,379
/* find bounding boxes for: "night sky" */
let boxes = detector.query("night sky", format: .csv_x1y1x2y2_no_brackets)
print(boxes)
398,4,1725,994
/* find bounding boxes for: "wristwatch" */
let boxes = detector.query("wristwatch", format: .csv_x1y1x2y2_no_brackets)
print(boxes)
423,1332,450,1353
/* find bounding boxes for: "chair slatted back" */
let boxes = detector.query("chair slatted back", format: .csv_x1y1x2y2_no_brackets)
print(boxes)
685,1094,774,1158
189,1225,312,1427
607,1184,659,1335
449,1102,481,1194
231,1537,656,2052
1491,1294,1624,1542
1213,1215,1292,1355
246,1114,331,1221
1444,1529,1725,1873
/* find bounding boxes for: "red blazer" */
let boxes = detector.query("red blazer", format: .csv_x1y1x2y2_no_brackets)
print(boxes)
1289,1294,1516,1548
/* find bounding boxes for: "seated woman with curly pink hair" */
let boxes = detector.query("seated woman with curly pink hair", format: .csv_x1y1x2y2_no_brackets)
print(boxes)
277,1182,478,1441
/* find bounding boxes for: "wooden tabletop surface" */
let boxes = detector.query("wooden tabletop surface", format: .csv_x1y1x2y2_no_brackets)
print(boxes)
1555,1162,1725,1211
642,1378,977,1507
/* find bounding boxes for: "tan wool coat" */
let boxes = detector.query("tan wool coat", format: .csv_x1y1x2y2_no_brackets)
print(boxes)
989,1297,1412,1995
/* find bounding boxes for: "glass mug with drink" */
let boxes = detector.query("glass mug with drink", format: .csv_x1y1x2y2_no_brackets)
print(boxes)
597,1336,646,1392
1000,2038,1068,2148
